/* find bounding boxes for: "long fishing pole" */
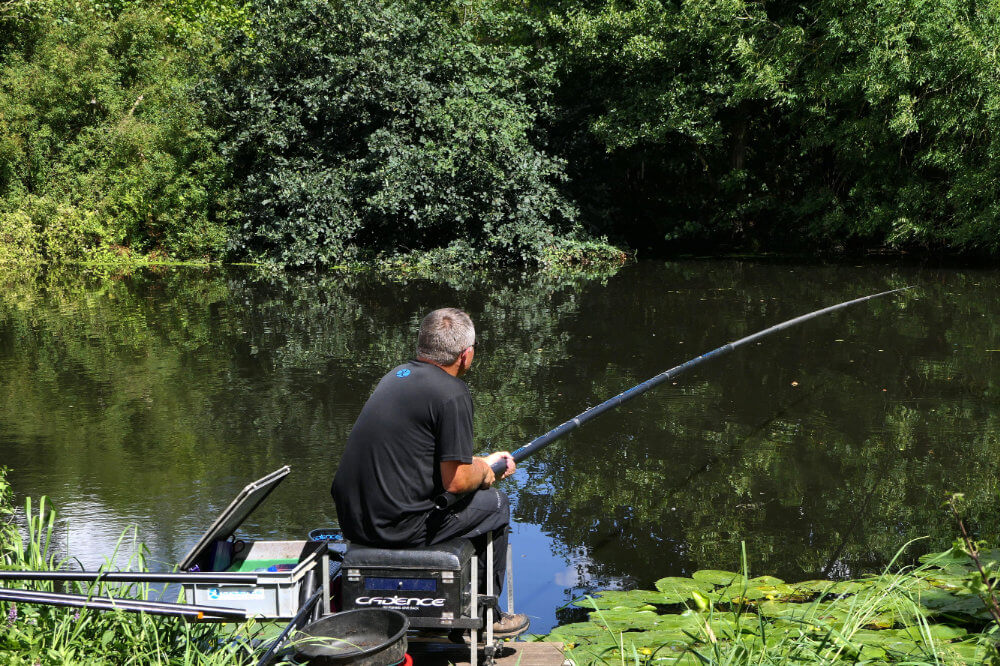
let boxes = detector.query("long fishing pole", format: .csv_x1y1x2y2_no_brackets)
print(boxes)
435,286,910,510
0,586,248,619
0,570,260,584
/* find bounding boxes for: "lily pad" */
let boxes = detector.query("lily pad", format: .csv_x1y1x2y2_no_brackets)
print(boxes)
566,637,702,664
713,585,768,602
920,571,970,591
792,579,868,595
922,547,1000,570
547,621,613,643
654,577,715,598
587,609,668,632
846,641,886,661
919,548,970,567
615,629,695,651
756,600,812,618
896,623,967,641
571,590,668,610
691,569,746,587
721,581,801,603
812,628,902,661
918,588,988,618
939,638,990,662
564,642,628,662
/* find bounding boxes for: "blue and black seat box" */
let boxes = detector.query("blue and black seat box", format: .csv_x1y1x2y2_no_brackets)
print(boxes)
340,539,480,629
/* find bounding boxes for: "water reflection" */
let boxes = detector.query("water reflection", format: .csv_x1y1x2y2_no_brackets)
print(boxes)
1,262,998,633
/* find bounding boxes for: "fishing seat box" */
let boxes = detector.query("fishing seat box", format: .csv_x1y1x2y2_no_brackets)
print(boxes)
177,466,329,620
340,539,478,629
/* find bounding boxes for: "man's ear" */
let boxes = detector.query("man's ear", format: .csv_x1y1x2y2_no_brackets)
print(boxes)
458,347,473,372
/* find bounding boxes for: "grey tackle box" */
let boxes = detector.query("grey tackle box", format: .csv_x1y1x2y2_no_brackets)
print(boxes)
177,466,329,620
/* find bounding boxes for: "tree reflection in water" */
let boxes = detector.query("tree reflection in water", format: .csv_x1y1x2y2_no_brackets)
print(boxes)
0,261,997,632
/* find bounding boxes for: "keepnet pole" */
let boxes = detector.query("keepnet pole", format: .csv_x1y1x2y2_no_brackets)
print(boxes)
434,286,910,510
0,586,247,619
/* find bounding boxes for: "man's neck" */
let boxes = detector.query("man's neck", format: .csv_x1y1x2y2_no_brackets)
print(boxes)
416,356,462,377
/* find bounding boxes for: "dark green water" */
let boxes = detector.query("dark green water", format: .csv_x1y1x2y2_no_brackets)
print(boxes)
2,260,999,632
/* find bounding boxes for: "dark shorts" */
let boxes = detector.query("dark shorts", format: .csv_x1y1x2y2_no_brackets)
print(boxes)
423,488,510,595
423,487,509,544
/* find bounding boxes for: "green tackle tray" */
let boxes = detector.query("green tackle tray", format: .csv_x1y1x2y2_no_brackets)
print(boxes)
177,466,330,620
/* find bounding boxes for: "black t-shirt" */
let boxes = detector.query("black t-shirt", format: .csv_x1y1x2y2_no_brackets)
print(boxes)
331,360,474,545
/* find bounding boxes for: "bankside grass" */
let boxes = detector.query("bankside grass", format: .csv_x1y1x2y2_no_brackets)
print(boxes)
1,480,261,665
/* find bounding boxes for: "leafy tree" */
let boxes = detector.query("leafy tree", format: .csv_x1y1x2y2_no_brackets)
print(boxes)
748,0,1000,252
533,0,1000,254
212,0,577,268
0,2,229,263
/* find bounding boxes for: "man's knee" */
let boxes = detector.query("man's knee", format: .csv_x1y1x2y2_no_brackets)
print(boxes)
470,488,509,533
489,488,510,522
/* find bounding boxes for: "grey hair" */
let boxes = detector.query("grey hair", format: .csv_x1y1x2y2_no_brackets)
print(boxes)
417,308,475,365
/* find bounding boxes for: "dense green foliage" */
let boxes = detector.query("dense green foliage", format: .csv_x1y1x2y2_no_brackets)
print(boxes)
4,0,1000,265
540,0,1000,254
211,0,578,267
0,1,231,264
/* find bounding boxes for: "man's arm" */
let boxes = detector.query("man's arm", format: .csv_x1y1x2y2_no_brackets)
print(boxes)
440,452,515,494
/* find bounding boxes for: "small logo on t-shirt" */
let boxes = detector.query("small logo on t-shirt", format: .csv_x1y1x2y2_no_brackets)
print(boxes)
396,369,411,378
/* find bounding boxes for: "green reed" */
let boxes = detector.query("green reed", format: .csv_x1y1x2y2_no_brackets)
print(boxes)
0,469,262,665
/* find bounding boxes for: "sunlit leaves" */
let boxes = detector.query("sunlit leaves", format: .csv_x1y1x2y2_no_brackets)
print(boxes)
0,3,228,264
213,0,577,268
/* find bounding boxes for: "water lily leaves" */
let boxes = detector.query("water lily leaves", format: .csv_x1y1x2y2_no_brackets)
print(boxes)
896,623,967,641
712,585,767,602
977,548,1000,564
564,642,630,663
855,644,888,661
546,621,612,645
921,547,1000,570
859,612,899,630
918,588,988,618
919,548,970,567
921,570,971,591
654,576,715,599
832,633,891,661
939,638,990,662
880,636,931,659
565,637,700,665
571,590,665,611
691,569,746,587
588,609,666,632
820,629,909,662
850,586,927,616
757,600,810,618
615,629,695,651
547,568,997,665
720,580,801,603
792,579,868,595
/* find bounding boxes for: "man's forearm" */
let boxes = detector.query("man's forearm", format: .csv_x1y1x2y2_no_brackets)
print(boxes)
440,457,492,494
472,456,491,488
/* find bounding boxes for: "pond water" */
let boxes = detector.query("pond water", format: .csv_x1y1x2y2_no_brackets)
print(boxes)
1,260,999,633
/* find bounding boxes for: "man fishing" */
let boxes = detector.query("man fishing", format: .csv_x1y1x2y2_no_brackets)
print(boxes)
331,307,530,637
